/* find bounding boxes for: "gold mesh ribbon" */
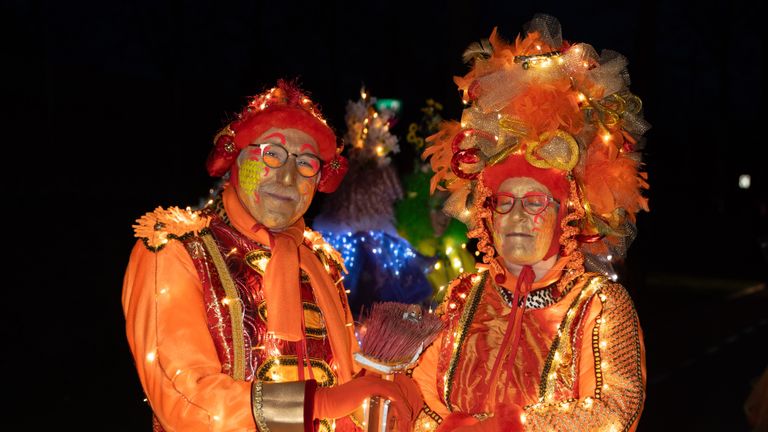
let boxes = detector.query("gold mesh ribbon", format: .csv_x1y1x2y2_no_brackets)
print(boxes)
524,130,579,171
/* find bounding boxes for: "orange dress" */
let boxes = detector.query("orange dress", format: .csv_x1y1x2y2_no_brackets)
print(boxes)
412,259,647,431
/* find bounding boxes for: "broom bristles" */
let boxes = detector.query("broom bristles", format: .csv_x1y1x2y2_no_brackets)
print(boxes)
358,302,444,365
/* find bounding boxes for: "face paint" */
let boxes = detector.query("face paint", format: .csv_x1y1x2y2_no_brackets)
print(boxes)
233,127,320,231
492,177,558,265
297,180,314,195
303,157,320,175
237,146,265,198
263,132,287,144
238,158,265,197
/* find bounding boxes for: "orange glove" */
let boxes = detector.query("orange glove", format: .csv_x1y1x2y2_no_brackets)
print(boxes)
313,374,416,430
393,374,424,422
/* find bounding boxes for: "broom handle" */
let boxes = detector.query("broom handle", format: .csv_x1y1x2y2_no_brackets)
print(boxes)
367,373,395,432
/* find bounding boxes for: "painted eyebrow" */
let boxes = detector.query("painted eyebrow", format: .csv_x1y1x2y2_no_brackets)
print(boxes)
496,191,548,197
299,143,319,154
262,132,286,144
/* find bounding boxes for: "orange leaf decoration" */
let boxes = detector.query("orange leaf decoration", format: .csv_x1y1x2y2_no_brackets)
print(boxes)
423,121,463,193
577,136,649,224
133,206,211,250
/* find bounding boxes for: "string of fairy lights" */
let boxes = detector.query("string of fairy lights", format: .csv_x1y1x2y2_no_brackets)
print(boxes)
319,230,420,276
138,45,638,430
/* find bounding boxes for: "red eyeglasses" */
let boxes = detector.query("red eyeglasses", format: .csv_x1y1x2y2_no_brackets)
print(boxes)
488,192,559,215
251,143,322,178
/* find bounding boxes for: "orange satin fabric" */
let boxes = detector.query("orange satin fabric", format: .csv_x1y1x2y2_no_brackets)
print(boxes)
123,192,359,431
412,259,647,431
451,275,581,412
123,240,257,431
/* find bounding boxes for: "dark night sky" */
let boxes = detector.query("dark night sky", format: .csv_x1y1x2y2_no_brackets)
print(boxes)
8,0,766,429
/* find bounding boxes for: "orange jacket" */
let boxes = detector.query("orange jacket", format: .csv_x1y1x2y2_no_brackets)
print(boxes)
123,202,358,432
123,237,257,431
411,266,646,431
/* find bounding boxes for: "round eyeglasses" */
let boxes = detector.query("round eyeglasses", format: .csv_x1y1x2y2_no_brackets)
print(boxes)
489,192,559,216
254,143,323,178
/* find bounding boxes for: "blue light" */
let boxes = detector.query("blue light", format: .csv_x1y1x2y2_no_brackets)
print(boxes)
318,230,420,273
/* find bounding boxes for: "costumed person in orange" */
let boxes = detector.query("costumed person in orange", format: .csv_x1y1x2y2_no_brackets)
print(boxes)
409,14,650,431
122,80,422,432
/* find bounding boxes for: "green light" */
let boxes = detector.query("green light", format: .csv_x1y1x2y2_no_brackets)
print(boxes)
375,99,402,114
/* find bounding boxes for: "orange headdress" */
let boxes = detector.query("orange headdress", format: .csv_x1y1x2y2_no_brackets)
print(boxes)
423,14,651,276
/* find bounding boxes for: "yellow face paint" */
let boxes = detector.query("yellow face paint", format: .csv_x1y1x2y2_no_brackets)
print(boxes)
297,180,314,195
238,158,266,197
234,127,320,231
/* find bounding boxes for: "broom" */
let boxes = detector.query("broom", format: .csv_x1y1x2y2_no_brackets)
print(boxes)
354,302,443,432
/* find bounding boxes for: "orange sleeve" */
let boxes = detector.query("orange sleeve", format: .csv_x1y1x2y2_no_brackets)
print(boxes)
412,334,451,420
521,282,646,431
122,240,256,432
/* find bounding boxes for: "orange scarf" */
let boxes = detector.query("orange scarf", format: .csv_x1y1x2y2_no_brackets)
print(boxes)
483,256,569,408
222,186,357,383
491,256,569,292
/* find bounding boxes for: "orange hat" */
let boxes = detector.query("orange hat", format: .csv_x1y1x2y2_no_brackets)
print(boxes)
206,79,348,193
